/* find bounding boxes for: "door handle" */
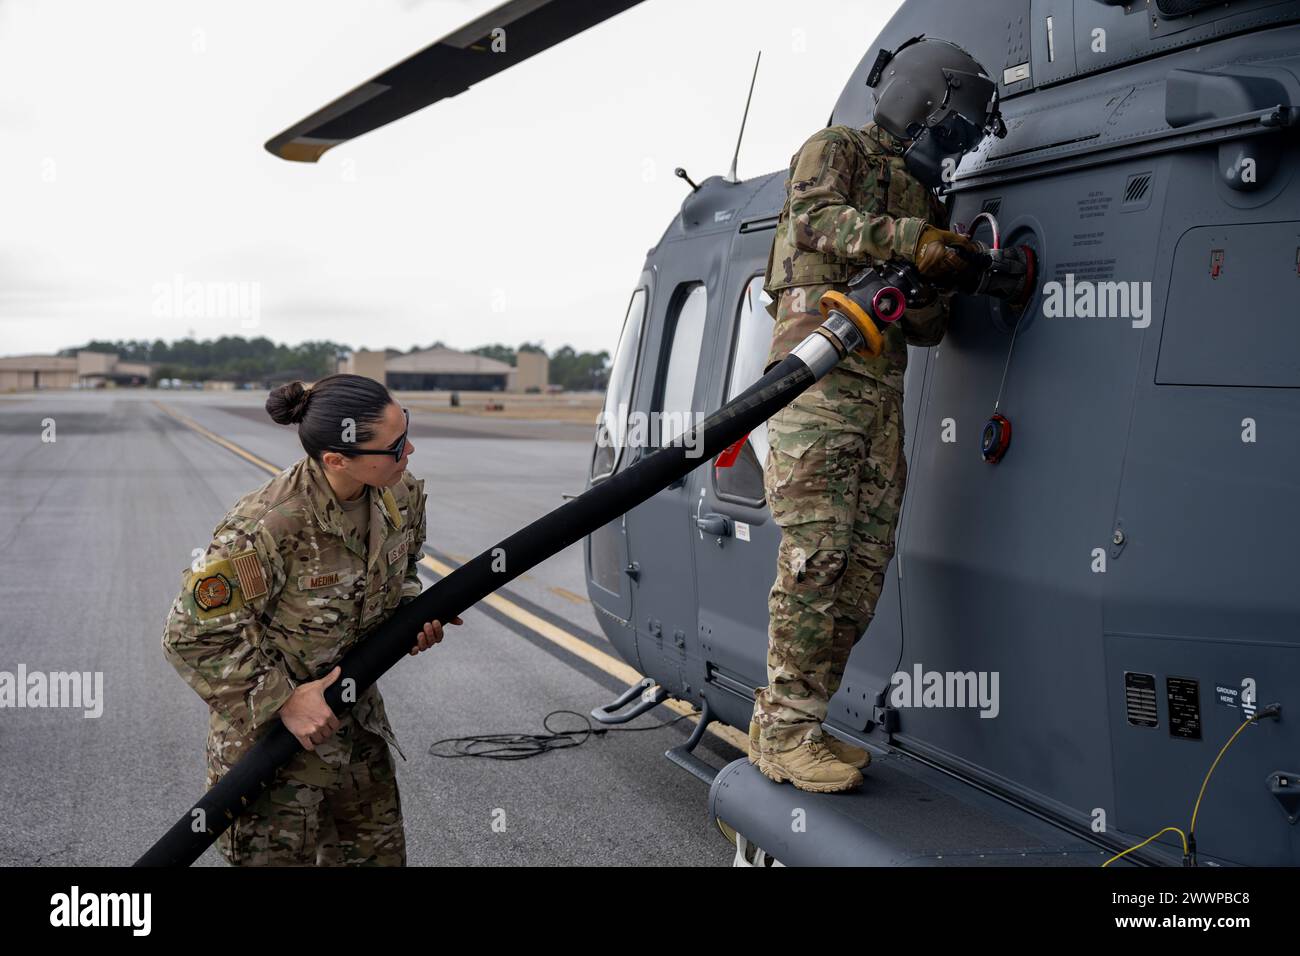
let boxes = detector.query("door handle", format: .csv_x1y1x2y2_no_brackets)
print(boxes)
696,513,732,537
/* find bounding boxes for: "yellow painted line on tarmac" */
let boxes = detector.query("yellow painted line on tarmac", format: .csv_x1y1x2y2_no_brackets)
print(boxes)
157,400,748,754
154,401,284,475
549,586,590,606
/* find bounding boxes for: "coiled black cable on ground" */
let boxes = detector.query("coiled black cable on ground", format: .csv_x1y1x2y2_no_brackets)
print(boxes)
428,709,698,761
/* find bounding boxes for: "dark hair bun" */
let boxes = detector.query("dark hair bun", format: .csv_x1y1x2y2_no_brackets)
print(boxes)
265,381,311,425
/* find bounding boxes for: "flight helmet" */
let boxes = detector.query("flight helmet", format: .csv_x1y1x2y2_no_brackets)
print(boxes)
867,36,1006,188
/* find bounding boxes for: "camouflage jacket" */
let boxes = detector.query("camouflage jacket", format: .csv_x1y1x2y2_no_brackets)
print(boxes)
162,455,427,774
764,122,954,388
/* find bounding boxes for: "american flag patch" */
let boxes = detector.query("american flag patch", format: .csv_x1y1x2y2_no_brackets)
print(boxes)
231,550,268,601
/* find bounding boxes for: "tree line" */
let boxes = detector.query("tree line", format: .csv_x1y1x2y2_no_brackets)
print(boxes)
62,337,610,391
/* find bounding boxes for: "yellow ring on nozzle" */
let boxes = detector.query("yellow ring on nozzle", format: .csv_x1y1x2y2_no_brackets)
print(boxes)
819,290,884,358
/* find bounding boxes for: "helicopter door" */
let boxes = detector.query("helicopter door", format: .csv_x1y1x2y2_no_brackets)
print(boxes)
585,283,649,630
621,280,708,695
690,273,778,714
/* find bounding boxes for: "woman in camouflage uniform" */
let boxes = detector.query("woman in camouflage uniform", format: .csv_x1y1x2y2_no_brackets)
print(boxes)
162,374,458,865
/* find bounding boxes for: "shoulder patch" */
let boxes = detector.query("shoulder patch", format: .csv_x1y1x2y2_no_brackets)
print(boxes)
185,555,249,621
193,572,234,612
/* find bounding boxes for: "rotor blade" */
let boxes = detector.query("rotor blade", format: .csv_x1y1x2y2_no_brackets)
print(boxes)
265,0,646,162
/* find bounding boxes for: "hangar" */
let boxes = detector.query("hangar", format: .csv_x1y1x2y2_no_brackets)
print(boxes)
0,351,154,391
340,347,548,393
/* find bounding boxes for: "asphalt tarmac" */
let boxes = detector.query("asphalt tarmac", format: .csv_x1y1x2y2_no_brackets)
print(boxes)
0,390,742,866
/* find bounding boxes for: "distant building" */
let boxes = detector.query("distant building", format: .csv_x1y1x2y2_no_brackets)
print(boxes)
514,350,549,392
1,343,549,393
341,350,389,385
0,351,154,391
338,346,540,392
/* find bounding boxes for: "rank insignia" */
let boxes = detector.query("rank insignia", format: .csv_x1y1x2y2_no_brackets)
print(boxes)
381,488,404,528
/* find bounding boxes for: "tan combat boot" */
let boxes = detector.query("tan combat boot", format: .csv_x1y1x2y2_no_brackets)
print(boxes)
823,733,871,770
757,735,863,793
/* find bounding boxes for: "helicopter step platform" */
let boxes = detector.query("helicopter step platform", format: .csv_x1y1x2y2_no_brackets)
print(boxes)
593,680,724,784
709,740,1137,867
590,677,667,724
663,696,721,785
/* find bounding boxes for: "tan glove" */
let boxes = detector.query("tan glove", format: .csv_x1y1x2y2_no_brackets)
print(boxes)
912,225,983,288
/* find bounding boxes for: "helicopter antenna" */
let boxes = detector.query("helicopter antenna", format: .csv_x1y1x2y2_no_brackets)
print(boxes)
726,51,761,184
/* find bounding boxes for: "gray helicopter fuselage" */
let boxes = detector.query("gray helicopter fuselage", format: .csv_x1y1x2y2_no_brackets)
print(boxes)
584,0,1300,866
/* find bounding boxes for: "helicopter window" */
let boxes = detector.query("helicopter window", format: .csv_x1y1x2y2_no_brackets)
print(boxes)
714,275,773,506
590,287,647,481
726,276,774,462
656,283,708,445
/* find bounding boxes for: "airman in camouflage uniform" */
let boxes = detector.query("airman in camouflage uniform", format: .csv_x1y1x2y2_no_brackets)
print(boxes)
749,122,960,792
162,454,427,864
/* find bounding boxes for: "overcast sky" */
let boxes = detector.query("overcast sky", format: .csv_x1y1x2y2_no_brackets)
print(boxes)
0,0,902,359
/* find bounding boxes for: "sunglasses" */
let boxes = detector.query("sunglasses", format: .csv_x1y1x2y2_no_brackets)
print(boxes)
328,408,409,463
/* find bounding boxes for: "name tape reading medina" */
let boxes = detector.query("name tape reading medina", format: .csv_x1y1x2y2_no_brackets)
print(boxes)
0,666,104,718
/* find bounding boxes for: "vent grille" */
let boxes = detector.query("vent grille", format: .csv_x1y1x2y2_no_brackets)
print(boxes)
981,197,1003,217
1157,0,1221,16
1123,172,1152,204
1125,672,1158,727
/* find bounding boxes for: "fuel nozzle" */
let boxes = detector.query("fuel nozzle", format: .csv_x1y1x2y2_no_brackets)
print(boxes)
816,261,931,358
946,213,1037,311
965,243,1037,312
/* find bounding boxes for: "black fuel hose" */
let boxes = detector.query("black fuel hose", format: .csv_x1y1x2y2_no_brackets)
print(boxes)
135,319,861,866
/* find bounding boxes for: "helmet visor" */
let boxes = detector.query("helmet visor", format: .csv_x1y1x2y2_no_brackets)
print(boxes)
910,110,984,155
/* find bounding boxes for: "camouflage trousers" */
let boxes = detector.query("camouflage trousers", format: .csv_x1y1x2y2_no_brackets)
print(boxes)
752,366,907,752
212,724,406,866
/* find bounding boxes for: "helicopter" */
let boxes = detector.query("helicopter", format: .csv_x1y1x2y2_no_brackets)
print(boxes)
266,0,1300,867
